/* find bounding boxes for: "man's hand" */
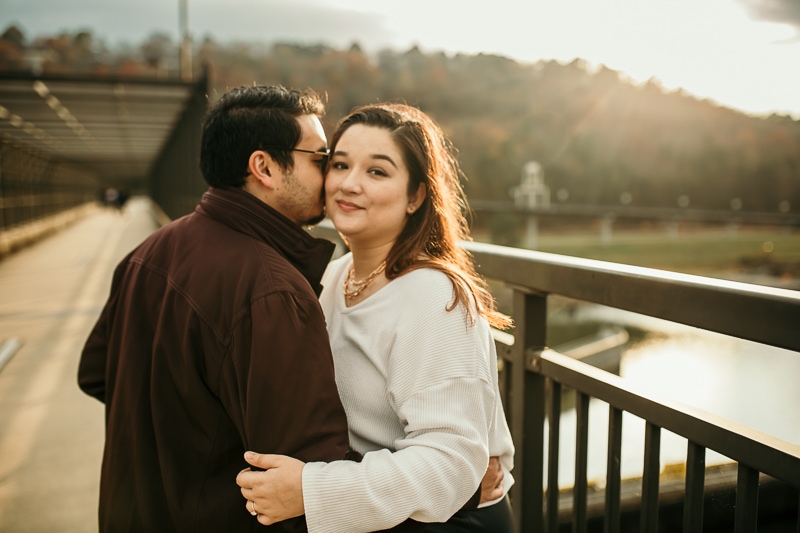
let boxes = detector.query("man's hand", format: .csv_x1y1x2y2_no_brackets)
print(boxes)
236,452,306,525
479,456,504,504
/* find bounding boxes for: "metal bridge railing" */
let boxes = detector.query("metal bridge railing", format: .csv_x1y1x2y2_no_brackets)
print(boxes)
311,222,800,532
463,240,800,532
148,70,209,221
0,136,100,233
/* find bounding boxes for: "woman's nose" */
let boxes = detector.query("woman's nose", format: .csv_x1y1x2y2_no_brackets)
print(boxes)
338,169,360,193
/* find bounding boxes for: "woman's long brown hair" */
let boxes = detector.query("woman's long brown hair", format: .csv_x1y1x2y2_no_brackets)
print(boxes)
330,103,512,330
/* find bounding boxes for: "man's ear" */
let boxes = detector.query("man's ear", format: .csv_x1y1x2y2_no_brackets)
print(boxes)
247,150,278,189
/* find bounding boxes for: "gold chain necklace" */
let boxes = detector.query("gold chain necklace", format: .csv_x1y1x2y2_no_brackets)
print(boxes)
343,261,386,299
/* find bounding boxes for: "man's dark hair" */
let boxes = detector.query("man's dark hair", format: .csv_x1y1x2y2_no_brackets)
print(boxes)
199,85,325,188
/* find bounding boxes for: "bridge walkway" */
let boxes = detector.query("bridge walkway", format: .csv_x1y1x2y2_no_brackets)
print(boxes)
0,198,161,532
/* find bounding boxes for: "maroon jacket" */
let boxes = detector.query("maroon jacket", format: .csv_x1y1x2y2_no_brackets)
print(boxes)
79,187,350,532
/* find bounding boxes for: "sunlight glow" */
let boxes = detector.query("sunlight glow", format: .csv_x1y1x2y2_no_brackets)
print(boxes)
6,0,800,117
311,0,800,118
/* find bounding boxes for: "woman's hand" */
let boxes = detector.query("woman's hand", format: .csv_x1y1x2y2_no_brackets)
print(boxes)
236,452,306,525
479,456,504,504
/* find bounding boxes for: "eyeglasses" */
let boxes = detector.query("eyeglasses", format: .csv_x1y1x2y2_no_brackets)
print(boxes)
293,148,330,169
263,146,330,169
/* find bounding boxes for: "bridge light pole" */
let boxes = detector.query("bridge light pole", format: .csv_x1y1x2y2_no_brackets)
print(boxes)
511,161,549,249
727,198,743,236
601,213,615,245
179,0,192,81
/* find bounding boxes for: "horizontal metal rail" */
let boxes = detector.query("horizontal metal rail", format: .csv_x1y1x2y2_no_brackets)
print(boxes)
312,222,800,531
463,240,800,352
534,347,800,486
466,237,800,532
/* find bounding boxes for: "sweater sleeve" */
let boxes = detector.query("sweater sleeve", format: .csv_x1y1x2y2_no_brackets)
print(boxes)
302,271,496,533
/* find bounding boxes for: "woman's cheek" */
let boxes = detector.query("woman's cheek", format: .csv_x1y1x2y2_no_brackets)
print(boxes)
324,176,338,196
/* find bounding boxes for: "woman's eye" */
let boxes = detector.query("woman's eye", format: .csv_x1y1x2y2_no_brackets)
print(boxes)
331,161,347,170
369,168,388,177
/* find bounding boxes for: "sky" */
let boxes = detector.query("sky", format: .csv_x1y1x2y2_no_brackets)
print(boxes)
2,0,800,119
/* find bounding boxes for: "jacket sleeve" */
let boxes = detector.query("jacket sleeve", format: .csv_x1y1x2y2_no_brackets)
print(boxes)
219,289,351,464
78,309,109,402
77,254,131,402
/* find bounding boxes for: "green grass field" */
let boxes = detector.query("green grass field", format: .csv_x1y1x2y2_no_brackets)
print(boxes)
541,230,798,269
475,226,800,288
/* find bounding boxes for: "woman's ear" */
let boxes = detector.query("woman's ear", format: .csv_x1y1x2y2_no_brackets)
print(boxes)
247,150,277,189
407,182,427,214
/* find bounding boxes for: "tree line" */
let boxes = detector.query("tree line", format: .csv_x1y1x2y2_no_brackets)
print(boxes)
2,25,798,214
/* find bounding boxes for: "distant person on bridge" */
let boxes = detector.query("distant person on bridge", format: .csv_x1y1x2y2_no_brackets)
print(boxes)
236,103,516,532
78,85,353,532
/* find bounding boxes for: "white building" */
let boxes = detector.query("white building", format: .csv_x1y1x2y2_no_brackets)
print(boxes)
512,161,550,210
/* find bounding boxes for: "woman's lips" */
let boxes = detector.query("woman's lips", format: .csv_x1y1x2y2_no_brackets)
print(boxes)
336,200,362,212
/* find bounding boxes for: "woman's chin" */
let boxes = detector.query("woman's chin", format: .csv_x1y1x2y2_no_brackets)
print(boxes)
329,215,361,235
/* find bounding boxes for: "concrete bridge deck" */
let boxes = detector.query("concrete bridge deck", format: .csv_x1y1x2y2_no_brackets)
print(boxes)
2,198,798,532
0,198,160,532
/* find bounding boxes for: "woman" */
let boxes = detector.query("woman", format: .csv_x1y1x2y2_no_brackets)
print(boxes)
237,103,515,532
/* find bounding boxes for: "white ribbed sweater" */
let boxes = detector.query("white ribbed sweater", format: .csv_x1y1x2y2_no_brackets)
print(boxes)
302,254,514,533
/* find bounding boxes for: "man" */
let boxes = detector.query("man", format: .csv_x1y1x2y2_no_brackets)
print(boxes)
79,85,350,532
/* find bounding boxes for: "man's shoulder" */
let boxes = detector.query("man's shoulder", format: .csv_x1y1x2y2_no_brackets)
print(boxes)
252,246,315,293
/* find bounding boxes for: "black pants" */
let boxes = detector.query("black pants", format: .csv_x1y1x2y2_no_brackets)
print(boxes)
423,496,514,533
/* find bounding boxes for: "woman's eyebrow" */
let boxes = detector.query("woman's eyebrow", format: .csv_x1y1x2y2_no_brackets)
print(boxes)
332,151,398,170
371,154,398,169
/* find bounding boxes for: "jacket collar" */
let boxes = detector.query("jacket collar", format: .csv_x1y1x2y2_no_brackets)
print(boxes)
195,187,335,295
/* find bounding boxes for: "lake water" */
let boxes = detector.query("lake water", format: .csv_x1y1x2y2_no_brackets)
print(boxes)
544,300,800,487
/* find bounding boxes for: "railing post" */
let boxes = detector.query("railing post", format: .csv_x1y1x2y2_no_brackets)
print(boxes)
604,406,623,533
734,464,759,533
546,381,562,533
641,422,661,532
684,442,705,532
574,392,590,533
796,492,799,533
508,287,547,532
